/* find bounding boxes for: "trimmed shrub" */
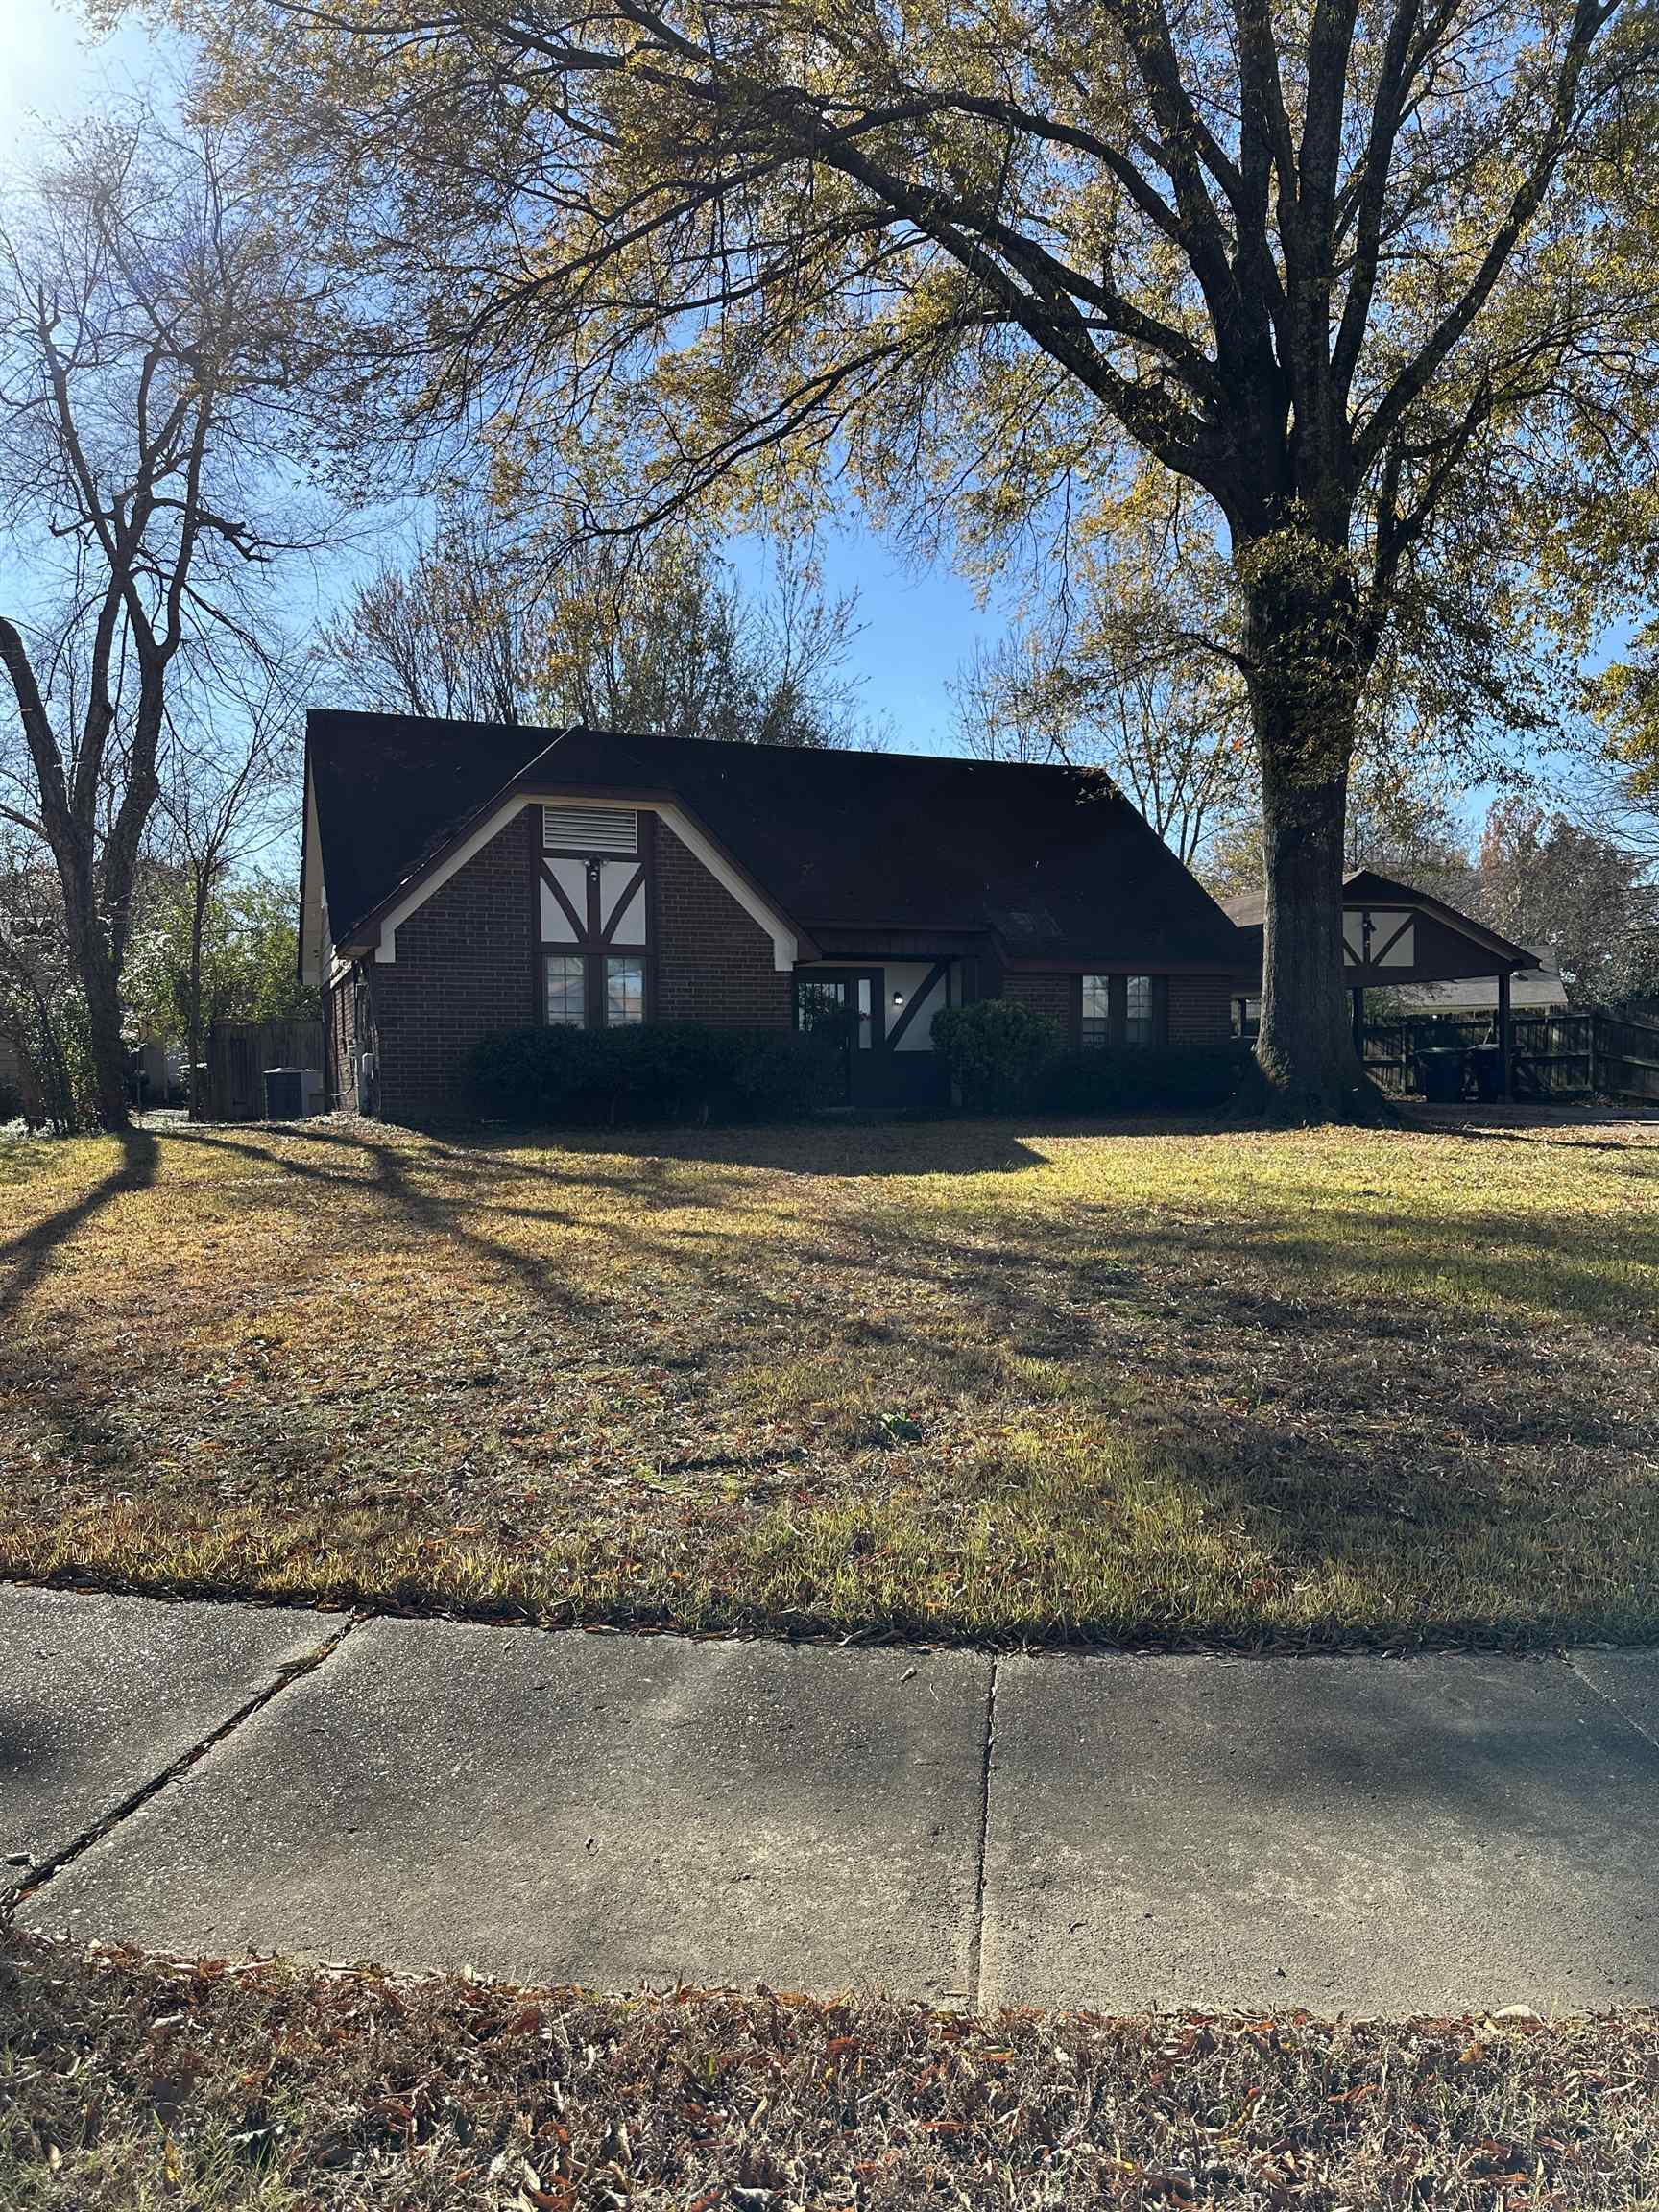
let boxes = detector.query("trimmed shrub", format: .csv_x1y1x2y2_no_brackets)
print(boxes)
470,1022,830,1127
1040,1042,1259,1116
931,998,1058,1111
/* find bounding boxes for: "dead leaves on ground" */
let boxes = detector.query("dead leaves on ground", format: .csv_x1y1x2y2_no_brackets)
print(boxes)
2,1936,1657,2208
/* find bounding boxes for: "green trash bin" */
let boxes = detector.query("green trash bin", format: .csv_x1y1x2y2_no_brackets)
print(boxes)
1415,1046,1467,1104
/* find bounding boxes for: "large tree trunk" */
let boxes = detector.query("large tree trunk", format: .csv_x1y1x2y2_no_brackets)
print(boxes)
76,926,132,1133
1238,519,1375,1121
1256,746,1364,1117
187,881,207,1124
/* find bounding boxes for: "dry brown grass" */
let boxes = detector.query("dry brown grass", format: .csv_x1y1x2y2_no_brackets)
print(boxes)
3,1933,1657,2209
3,1108,1658,1647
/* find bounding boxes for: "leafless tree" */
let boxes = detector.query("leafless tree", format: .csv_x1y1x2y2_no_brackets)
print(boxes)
1475,798,1659,1004
955,630,1254,868
0,831,86,1130
0,108,325,1127
322,502,868,746
153,657,305,1116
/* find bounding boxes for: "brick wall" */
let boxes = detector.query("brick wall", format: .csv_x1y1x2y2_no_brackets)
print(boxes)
653,817,792,1028
1000,971,1079,1047
367,808,537,1123
997,971,1233,1051
1168,974,1235,1046
349,805,791,1125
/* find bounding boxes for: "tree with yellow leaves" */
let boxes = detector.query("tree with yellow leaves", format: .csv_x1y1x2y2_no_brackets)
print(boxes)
160,0,1659,1113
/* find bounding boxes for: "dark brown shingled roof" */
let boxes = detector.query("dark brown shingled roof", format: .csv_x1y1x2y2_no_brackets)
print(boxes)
305,709,1247,971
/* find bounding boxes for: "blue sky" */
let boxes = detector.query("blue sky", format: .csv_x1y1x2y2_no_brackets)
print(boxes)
0,5,163,170
728,531,1013,754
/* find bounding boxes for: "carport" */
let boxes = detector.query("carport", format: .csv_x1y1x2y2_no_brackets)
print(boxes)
1225,869,1540,1099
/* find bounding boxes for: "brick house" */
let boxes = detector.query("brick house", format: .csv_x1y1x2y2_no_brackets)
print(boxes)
300,710,1246,1124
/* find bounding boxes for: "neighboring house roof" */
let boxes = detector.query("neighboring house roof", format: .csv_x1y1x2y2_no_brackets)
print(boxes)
1223,866,1537,976
304,710,1247,973
1391,950,1567,1014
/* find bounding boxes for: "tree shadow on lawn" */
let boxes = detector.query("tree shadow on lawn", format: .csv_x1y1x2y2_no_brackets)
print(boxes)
148,1117,1659,1407
463,1115,1059,1179
9,1118,1655,1645
1413,1100,1659,1142
172,1116,917,1229
876,1172,1659,1330
161,1123,629,1333
338,1113,1659,1336
474,1121,1649,1608
61,1118,1659,1383
1440,1120,1659,1165
764,1200,1659,1638
0,1126,157,1322
0,1121,651,1481
857,1199,1656,1439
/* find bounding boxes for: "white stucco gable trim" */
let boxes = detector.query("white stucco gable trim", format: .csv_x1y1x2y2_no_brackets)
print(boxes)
363,792,799,973
648,801,800,973
299,767,327,987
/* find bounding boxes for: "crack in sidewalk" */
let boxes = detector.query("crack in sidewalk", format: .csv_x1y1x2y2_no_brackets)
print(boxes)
3,1614,360,1922
965,1655,998,2010
1563,1649,1659,1760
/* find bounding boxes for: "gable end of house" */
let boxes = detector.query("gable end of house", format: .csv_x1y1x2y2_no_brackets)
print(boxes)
304,709,1246,1123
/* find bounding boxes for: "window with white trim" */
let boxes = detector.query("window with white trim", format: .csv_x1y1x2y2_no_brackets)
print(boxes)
1081,974,1111,1048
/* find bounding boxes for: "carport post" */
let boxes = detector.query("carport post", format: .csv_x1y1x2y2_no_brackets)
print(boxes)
1496,969,1512,1100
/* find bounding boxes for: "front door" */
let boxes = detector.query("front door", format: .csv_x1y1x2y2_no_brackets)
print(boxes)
794,972,879,1105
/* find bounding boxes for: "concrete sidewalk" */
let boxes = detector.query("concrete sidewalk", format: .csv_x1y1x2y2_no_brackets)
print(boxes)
5,1582,1658,2015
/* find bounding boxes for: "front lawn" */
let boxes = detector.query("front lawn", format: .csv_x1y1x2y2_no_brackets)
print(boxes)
4,1936,1657,2209
2,1110,1657,1647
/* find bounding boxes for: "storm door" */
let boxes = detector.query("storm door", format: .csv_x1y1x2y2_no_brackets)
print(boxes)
794,972,879,1104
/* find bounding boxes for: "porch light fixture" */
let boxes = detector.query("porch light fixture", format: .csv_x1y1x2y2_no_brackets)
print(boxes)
892,988,904,1006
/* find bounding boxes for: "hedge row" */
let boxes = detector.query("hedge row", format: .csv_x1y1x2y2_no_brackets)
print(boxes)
470,1007,1255,1128
470,1022,830,1126
928,998,1055,1112
1040,1043,1261,1114
933,998,1256,1115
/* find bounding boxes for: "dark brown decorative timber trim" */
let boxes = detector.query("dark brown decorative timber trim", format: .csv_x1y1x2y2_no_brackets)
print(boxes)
539,857,589,942
600,863,648,946
884,960,951,1053
536,829,655,1029
1366,912,1414,968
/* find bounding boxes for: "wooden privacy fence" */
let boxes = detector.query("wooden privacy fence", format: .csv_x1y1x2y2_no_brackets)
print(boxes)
1361,1010,1659,1104
202,1019,325,1122
1597,1012,1659,1105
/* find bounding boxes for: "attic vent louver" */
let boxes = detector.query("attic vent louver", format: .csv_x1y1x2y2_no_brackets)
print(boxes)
542,804,638,854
